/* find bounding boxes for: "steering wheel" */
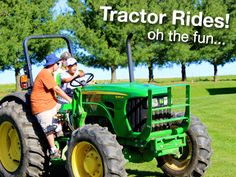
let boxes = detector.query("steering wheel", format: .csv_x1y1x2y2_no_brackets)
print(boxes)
70,73,94,87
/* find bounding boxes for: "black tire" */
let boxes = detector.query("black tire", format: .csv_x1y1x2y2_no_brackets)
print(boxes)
66,124,127,177
158,115,212,177
0,101,49,177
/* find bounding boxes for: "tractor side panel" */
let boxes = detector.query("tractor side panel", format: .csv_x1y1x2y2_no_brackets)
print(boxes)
82,93,131,136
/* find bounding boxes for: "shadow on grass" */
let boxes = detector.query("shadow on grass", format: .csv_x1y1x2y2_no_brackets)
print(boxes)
126,169,166,177
218,78,236,82
47,163,68,177
46,164,167,177
207,87,236,95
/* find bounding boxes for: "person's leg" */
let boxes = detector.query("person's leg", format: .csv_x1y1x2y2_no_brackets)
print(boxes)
52,103,63,134
46,132,55,148
35,108,61,158
35,107,57,150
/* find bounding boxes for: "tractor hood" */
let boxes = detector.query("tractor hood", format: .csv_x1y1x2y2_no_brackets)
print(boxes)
82,82,168,98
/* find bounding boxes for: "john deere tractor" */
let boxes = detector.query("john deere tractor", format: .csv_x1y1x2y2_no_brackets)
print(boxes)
0,34,212,177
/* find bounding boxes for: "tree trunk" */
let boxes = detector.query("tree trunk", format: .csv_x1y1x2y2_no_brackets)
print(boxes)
15,68,22,92
111,66,117,83
181,62,186,81
148,61,154,82
213,63,218,82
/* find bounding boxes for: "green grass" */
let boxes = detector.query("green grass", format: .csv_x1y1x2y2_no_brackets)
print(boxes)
1,75,236,177
0,84,15,99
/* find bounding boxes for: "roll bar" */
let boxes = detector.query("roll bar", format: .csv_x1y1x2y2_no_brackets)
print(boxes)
23,34,73,88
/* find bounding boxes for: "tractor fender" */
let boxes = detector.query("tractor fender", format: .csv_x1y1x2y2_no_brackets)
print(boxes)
83,102,117,133
0,92,31,108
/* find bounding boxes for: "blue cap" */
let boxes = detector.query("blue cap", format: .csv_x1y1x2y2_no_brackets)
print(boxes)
44,54,60,67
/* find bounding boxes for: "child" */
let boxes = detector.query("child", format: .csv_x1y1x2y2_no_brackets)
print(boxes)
54,51,72,82
59,57,84,103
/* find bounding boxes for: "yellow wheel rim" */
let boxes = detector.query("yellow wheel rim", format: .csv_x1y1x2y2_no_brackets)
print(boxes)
163,136,192,171
71,141,103,177
0,121,21,172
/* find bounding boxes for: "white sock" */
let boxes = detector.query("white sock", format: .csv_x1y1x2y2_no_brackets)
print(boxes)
50,147,57,153
55,123,62,132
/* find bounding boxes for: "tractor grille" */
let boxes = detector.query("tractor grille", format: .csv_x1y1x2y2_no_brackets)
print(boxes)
152,110,172,131
126,98,173,132
126,98,148,132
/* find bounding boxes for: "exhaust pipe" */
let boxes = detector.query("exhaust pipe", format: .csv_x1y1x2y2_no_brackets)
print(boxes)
126,33,135,83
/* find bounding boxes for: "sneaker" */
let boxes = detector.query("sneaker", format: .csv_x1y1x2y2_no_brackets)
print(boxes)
55,123,62,133
50,149,61,159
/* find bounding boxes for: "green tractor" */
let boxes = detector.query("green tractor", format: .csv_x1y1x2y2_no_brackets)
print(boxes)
0,34,212,177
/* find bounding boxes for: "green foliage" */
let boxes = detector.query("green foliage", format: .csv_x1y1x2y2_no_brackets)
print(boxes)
0,0,58,71
0,0,65,91
67,0,128,69
197,0,236,80
161,1,196,60
53,1,236,83
66,0,170,81
64,0,236,82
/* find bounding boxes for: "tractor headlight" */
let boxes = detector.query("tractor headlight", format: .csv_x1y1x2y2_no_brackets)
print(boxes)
152,96,168,108
163,96,168,106
145,96,169,108
152,98,159,107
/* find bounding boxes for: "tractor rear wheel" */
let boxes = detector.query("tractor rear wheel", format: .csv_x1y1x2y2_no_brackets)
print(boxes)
0,101,48,177
157,115,212,177
66,124,127,177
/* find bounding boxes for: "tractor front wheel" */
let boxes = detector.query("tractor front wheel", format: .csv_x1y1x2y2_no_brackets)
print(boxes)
157,115,212,177
66,124,127,177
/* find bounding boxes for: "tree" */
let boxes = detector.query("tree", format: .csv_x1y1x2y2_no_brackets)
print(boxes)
132,0,169,82
66,0,136,82
225,0,236,61
66,0,173,82
0,0,57,91
65,0,235,83
161,0,201,81
133,37,168,82
199,0,236,81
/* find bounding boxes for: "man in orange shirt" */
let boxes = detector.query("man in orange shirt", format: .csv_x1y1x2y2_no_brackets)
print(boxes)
31,54,72,158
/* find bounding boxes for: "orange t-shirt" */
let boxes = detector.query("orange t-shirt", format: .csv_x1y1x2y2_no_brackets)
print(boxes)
31,68,57,115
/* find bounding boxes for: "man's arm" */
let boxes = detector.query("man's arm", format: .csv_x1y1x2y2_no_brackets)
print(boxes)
53,86,72,103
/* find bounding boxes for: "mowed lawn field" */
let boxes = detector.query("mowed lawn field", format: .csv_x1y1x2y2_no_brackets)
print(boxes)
0,75,236,177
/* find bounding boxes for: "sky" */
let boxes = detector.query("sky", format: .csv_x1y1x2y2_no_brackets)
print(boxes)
0,61,236,84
